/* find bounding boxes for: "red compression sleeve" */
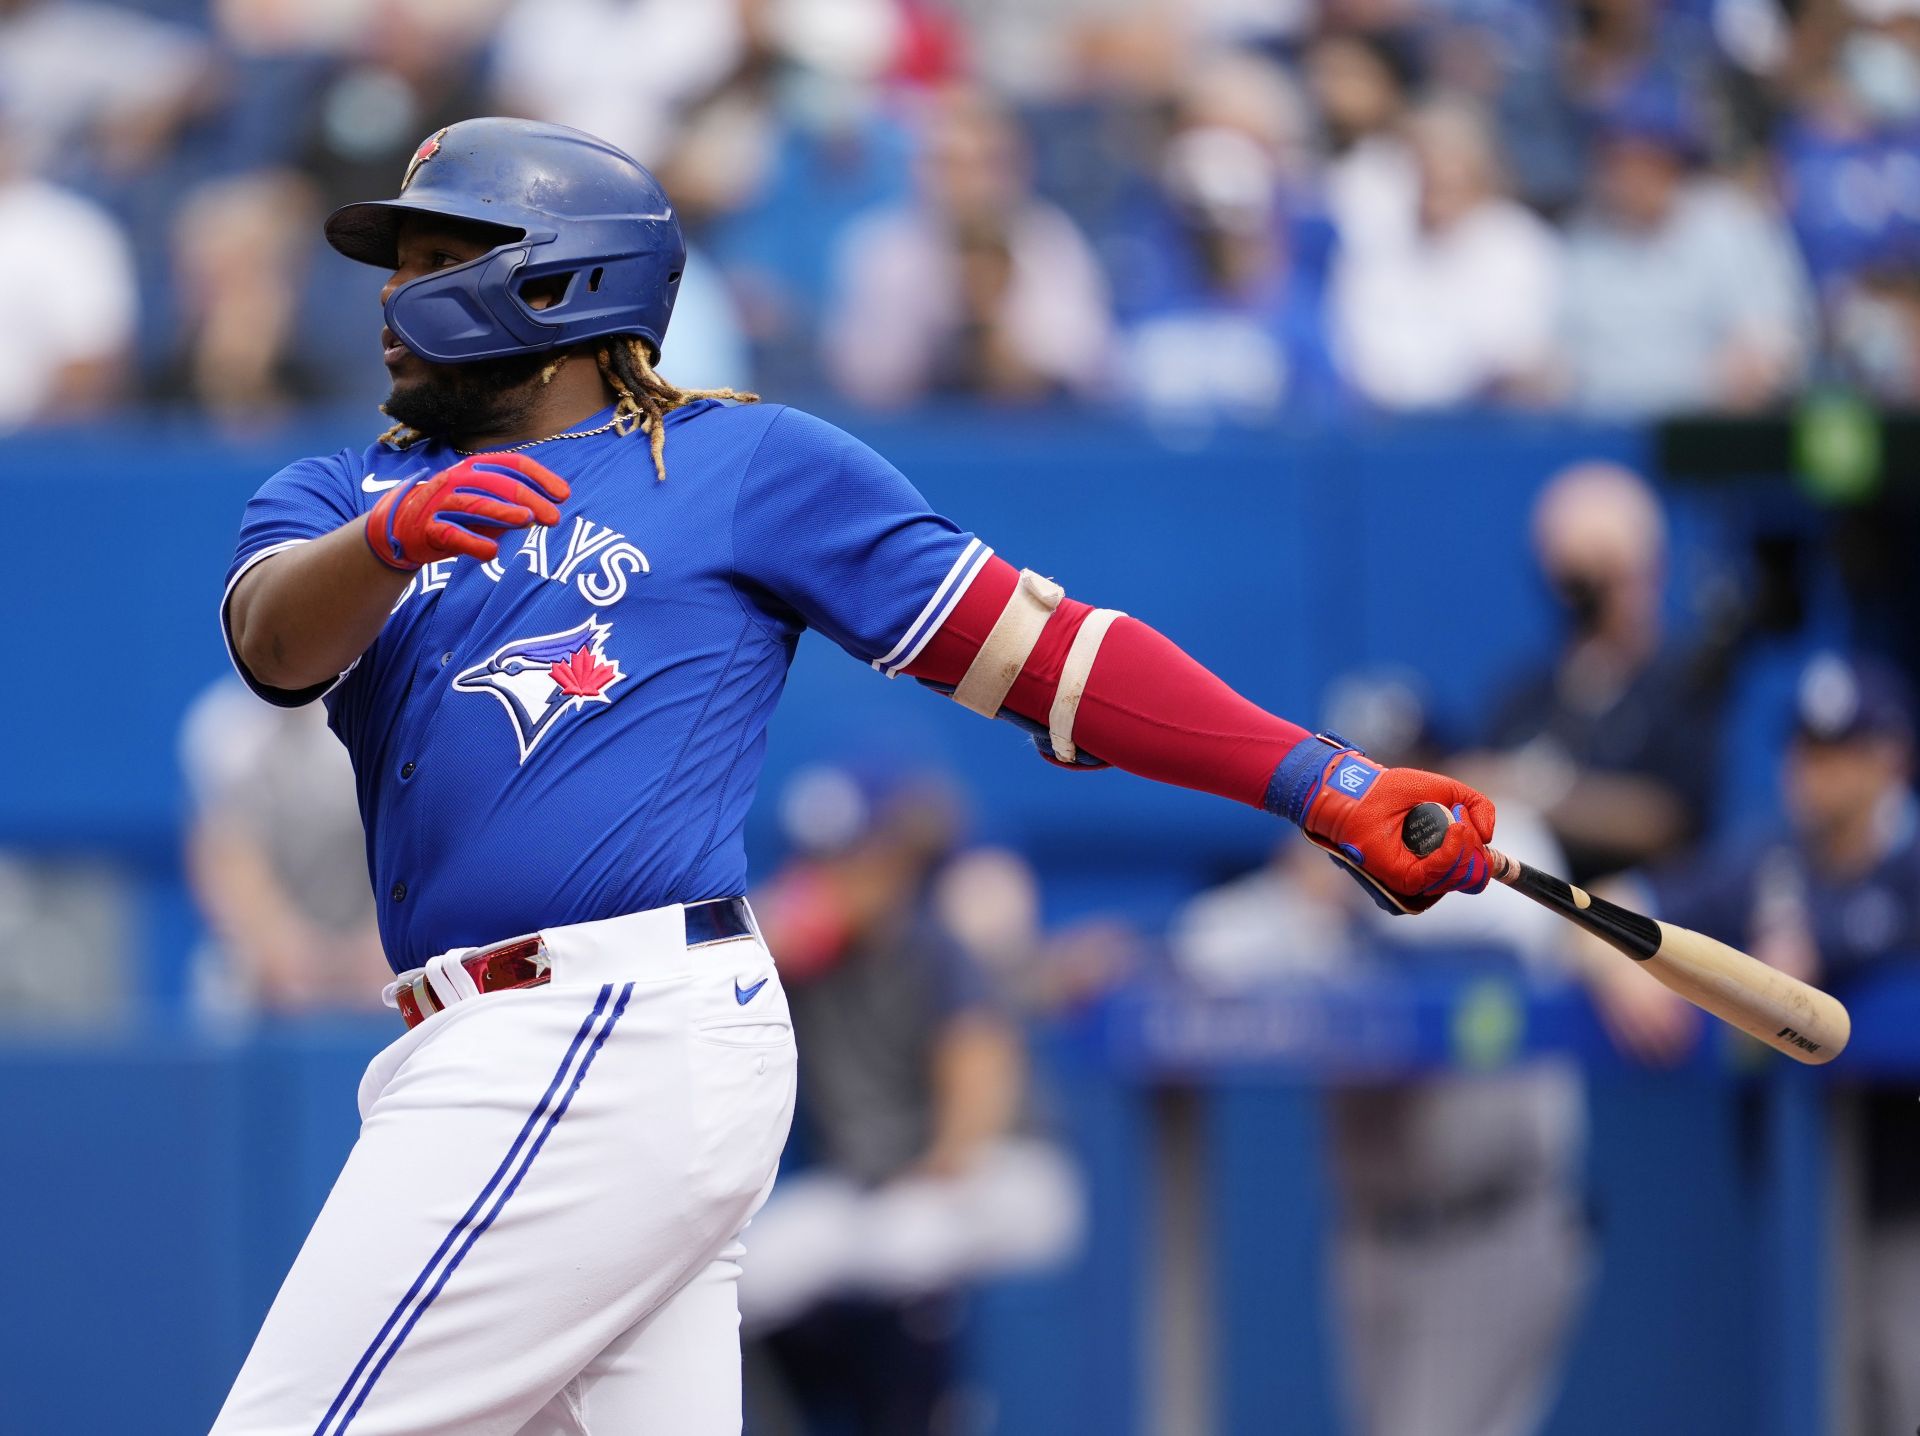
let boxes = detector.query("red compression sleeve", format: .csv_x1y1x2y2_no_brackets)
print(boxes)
903,556,1309,807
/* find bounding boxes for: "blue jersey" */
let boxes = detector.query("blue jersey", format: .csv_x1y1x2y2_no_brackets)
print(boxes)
222,401,988,970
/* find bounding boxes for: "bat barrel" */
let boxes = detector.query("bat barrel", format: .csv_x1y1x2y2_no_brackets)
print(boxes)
1647,922,1851,1064
1398,800,1851,1064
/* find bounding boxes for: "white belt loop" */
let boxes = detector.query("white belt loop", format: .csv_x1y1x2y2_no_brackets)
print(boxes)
423,948,482,1010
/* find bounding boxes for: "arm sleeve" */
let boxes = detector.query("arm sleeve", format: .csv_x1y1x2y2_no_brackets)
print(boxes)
905,554,1312,808
219,449,361,708
731,407,988,667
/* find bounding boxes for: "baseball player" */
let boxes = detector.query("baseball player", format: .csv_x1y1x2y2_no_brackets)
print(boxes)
212,117,1499,1435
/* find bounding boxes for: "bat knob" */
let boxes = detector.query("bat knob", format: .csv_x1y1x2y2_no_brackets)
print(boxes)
1401,801,1454,858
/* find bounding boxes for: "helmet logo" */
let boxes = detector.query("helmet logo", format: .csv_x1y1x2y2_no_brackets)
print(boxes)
402,129,447,192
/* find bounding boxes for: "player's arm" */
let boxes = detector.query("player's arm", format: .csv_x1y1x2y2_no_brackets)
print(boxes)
228,524,412,692
917,1009,1025,1178
227,453,568,695
904,556,1496,912
733,410,1494,911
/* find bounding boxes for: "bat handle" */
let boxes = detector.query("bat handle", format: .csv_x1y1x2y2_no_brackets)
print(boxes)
1400,801,1510,886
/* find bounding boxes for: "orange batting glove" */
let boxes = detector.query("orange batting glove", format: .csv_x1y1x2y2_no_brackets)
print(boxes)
1267,733,1496,914
365,452,569,571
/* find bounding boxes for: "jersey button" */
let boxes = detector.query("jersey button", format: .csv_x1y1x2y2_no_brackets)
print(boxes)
400,761,416,779
391,881,408,903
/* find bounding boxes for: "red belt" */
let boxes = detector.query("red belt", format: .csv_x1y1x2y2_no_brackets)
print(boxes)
395,898,755,1029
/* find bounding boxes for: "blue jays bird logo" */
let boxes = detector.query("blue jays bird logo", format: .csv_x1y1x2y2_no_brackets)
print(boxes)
453,618,625,763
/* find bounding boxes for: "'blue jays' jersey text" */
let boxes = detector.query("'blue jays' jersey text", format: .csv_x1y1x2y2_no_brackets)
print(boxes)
222,401,988,969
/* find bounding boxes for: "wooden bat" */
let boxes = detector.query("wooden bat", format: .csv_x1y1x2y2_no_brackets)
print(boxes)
1401,802,1850,1065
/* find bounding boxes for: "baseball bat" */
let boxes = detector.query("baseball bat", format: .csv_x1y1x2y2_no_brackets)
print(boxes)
1400,802,1850,1064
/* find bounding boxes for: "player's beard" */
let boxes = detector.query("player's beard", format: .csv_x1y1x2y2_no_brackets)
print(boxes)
382,349,559,444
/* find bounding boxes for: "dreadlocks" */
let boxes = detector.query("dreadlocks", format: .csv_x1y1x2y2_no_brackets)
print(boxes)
379,335,758,480
596,336,758,481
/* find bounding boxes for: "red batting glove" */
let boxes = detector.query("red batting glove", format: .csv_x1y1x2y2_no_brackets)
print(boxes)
365,453,570,572
1268,735,1496,915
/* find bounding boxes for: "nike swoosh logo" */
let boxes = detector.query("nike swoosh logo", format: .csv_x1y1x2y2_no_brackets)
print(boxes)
734,976,769,1006
362,473,406,493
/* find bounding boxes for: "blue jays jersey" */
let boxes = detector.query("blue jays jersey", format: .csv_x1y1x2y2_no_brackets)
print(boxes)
222,401,989,970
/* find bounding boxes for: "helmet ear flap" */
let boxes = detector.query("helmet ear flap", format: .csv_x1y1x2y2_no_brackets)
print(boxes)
384,247,548,363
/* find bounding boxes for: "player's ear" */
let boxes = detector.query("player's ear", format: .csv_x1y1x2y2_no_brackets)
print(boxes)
519,274,570,311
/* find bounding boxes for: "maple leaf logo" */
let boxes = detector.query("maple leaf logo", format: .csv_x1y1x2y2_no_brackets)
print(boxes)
551,644,619,698
402,128,446,191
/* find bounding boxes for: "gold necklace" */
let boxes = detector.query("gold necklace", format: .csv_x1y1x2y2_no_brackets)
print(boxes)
454,415,621,456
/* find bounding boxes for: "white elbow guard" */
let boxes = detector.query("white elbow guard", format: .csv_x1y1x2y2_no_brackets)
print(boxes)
948,568,1122,766
1047,606,1123,763
951,569,1063,717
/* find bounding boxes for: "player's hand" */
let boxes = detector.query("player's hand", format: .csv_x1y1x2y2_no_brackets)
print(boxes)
364,453,569,571
1588,955,1700,1065
1273,737,1496,915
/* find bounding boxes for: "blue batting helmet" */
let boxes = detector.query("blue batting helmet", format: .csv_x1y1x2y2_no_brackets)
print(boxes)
324,117,685,365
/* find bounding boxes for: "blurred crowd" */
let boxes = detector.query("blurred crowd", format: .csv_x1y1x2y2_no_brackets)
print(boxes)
7,0,1920,431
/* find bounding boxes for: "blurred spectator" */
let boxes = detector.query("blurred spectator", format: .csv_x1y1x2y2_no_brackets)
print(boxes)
0,0,213,181
932,843,1140,1014
948,0,1193,105
660,246,756,394
823,84,1113,406
1594,652,1920,1430
1556,82,1814,415
491,0,744,168
1330,96,1562,409
210,0,502,172
215,0,504,56
656,0,921,391
1561,0,1724,110
1775,1,1920,401
1112,51,1346,420
282,8,496,215
1471,462,1726,884
161,171,322,423
166,5,512,412
739,765,1082,1434
1421,0,1583,215
1827,242,1920,399
1309,28,1421,245
0,125,136,428
0,855,130,1028
1172,672,1590,1436
179,677,387,1016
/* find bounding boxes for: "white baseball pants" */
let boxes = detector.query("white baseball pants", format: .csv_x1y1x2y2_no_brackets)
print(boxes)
210,904,797,1435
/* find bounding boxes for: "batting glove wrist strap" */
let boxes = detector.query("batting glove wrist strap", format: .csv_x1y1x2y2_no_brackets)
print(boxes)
1264,731,1360,827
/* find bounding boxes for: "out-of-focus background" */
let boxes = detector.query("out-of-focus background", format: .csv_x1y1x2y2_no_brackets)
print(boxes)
3,0,1920,1432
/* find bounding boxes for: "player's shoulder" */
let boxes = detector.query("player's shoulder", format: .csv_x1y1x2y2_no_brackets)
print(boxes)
672,397,827,444
675,399,893,478
266,436,435,495
741,401,898,473
250,443,358,496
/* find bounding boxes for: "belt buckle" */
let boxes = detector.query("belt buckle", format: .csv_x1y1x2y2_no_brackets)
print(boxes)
396,973,438,1028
